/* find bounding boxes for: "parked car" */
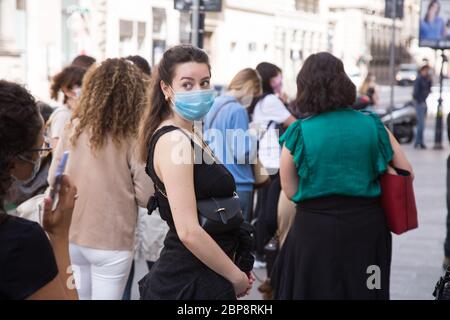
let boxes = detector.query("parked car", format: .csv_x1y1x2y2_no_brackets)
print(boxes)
396,64,418,86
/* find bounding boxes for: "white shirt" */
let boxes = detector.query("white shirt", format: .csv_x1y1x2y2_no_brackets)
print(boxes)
49,105,72,139
252,94,291,130
251,94,292,171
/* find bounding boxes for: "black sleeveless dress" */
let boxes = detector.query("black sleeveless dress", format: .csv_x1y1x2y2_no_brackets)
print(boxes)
139,126,240,300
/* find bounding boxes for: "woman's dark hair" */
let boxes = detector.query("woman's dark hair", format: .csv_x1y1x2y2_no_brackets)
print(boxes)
37,101,54,123
125,55,152,76
425,0,440,23
247,62,282,119
0,81,42,214
71,55,97,69
50,66,87,104
138,45,211,162
293,52,356,115
256,62,282,95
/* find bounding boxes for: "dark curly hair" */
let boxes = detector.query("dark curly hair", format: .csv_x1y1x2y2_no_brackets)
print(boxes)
0,81,42,214
293,52,356,115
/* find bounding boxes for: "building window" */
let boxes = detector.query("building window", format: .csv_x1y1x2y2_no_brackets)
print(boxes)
119,20,134,57
179,11,191,44
152,7,167,65
152,8,166,35
152,39,166,66
295,0,319,13
248,42,257,52
16,0,26,10
138,22,146,52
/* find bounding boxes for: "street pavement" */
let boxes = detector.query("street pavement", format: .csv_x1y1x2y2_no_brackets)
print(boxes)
131,113,449,301
389,122,449,300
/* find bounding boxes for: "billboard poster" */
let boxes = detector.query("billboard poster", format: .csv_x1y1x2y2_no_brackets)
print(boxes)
419,0,450,48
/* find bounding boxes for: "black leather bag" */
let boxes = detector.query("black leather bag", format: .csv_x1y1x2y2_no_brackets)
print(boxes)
149,184,244,235
196,193,244,234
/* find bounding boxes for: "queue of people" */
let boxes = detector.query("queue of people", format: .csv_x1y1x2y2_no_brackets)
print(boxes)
1,45,416,301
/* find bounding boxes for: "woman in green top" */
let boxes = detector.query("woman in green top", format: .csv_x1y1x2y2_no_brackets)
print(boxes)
271,52,413,300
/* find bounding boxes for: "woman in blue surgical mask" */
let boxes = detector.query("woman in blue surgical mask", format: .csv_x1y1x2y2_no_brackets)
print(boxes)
138,45,255,300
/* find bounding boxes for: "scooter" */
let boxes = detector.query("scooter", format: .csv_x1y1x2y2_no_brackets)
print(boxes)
353,96,417,144
376,101,417,144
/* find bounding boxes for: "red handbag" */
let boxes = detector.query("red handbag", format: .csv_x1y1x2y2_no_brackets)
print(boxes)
380,167,418,235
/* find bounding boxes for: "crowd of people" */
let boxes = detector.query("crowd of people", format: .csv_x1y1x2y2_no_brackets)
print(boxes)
1,44,422,300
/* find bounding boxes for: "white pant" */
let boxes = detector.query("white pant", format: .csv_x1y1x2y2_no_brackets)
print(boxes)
69,243,133,300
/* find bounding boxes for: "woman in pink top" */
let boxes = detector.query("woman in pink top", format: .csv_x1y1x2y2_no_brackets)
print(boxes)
49,58,153,300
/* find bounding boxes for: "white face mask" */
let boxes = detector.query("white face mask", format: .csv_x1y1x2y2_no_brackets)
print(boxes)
73,87,82,98
240,95,254,108
12,155,41,185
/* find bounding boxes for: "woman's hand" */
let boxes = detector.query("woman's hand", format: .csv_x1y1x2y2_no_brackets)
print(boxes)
232,270,253,298
387,166,397,175
42,175,77,239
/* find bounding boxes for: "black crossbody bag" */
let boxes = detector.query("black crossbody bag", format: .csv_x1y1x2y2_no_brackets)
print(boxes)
147,128,244,235
151,183,244,235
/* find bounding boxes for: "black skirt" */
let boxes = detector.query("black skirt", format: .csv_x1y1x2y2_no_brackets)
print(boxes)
271,196,392,300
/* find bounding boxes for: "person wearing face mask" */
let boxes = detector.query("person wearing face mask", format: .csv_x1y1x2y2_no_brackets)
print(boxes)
49,66,87,150
203,68,262,222
137,45,255,300
0,80,78,300
248,62,296,272
4,102,54,214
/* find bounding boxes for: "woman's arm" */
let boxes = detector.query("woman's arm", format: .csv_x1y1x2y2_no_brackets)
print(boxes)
386,127,414,178
283,116,297,129
155,131,251,297
129,142,155,207
27,176,78,300
280,145,299,200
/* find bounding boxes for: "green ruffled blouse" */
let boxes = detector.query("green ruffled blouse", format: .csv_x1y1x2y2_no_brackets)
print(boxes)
279,108,393,203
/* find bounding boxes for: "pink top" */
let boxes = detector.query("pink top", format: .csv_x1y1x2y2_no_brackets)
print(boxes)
49,124,154,251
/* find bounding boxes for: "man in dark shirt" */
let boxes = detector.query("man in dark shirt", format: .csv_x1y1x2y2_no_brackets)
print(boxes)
412,65,433,149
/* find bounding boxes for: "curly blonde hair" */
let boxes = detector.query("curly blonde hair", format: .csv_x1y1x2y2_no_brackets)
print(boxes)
71,58,148,150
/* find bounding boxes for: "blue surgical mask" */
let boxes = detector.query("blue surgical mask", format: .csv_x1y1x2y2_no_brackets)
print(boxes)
170,88,216,121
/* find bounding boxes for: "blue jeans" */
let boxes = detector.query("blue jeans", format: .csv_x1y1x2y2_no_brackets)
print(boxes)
415,101,428,146
236,190,254,222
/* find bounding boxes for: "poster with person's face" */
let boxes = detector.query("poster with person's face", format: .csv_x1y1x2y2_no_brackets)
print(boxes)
420,0,450,48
